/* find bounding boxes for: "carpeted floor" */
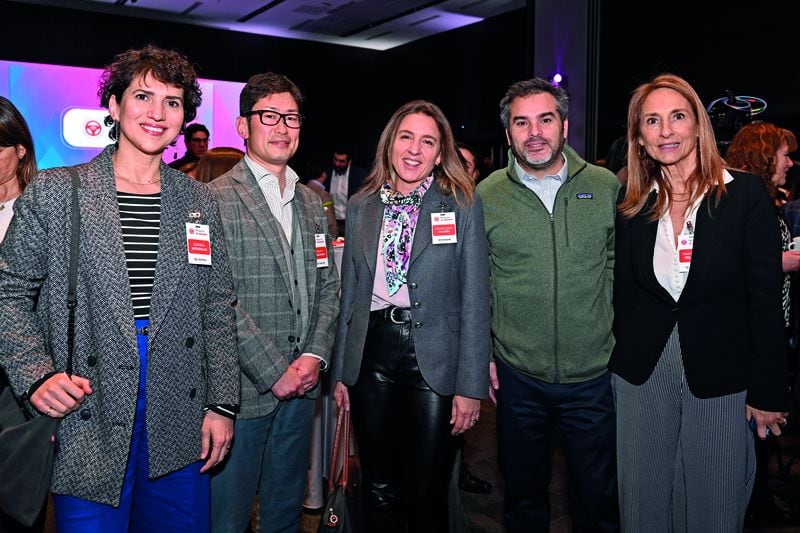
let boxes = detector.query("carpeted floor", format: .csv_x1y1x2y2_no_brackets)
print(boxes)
302,399,800,533
34,399,800,532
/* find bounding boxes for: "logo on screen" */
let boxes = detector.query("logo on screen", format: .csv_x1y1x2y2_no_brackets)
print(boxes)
84,120,102,137
63,108,111,148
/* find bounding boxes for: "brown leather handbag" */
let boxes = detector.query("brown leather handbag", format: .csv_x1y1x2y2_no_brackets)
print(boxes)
318,407,362,532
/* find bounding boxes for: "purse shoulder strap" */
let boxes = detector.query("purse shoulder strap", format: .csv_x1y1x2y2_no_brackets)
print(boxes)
327,407,345,493
65,167,81,376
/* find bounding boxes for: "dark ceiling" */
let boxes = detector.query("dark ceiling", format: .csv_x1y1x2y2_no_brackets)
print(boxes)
13,0,525,50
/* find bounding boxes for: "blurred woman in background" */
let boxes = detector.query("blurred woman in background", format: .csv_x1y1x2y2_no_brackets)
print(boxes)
0,95,36,241
194,146,244,184
726,121,798,527
0,95,43,532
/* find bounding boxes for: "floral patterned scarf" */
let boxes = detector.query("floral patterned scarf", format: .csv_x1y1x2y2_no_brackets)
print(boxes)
380,176,433,295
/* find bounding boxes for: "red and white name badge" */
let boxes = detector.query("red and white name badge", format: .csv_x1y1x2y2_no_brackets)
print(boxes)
186,223,212,265
431,212,457,244
677,233,693,273
315,233,329,268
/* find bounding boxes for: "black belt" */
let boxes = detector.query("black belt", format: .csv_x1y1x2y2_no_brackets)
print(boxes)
371,306,412,324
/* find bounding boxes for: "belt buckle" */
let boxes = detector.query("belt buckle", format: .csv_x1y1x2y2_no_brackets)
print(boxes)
389,306,405,324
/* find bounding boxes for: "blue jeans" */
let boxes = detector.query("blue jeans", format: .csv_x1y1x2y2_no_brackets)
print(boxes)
211,398,314,533
53,319,210,533
496,360,618,533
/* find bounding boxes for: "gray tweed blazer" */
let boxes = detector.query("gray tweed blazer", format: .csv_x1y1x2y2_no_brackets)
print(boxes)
0,145,239,506
209,160,340,419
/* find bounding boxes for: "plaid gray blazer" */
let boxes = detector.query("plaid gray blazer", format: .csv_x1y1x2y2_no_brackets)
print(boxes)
209,160,340,418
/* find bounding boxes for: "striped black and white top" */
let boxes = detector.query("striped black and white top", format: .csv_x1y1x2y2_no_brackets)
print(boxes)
117,191,160,320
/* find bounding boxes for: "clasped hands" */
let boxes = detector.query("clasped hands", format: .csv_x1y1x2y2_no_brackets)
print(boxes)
271,355,321,400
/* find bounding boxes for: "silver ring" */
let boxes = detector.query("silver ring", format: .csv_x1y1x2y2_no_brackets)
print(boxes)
46,407,53,417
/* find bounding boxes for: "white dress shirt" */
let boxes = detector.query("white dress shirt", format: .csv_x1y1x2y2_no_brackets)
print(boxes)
653,170,734,301
329,165,350,220
244,155,299,242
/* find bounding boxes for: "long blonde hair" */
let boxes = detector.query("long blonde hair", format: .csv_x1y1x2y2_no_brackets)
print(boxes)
360,100,474,205
618,74,727,220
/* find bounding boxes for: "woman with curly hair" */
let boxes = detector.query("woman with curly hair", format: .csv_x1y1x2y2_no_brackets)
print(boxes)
726,122,798,527
0,45,239,532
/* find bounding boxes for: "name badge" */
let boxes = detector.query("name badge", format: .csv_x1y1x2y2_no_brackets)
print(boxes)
315,233,329,268
431,212,457,244
186,223,212,265
677,232,693,273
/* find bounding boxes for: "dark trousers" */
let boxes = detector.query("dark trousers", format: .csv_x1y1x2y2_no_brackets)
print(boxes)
495,360,618,533
349,313,456,533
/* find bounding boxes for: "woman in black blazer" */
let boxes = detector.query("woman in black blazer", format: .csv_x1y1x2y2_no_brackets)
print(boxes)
610,74,788,532
332,100,490,533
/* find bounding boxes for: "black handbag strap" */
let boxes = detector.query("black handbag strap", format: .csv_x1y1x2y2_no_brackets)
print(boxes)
65,167,81,376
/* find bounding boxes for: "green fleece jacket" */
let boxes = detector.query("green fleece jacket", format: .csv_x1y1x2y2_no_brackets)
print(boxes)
476,146,620,383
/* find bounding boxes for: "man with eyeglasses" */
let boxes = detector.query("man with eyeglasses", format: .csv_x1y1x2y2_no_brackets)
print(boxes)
168,122,209,170
208,73,340,533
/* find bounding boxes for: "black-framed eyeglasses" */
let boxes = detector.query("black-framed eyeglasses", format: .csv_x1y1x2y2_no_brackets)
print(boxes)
244,110,303,128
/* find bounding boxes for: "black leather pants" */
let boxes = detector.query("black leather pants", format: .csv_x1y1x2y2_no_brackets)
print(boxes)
349,310,456,533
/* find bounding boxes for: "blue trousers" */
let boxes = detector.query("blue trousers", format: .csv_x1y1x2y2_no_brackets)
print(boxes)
210,398,314,533
53,319,210,533
495,360,618,533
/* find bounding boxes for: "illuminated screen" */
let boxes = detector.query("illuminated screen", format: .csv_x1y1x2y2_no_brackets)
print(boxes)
0,60,245,170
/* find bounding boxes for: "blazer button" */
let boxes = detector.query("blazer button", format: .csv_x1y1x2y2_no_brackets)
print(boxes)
87,355,97,367
415,322,422,328
288,335,296,342
410,282,418,289
185,337,195,348
412,302,421,308
80,410,91,420
189,388,197,399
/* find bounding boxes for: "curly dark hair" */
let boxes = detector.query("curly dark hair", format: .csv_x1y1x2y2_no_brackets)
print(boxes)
98,44,202,140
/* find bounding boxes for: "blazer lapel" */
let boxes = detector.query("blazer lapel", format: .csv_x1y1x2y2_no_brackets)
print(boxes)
410,185,447,265
232,163,293,296
631,193,675,304
148,166,189,336
361,193,383,279
295,189,322,308
80,151,137,352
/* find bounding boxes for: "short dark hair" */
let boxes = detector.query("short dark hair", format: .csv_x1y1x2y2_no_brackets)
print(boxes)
239,72,303,117
98,44,202,139
499,78,569,129
0,96,37,190
184,123,210,143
